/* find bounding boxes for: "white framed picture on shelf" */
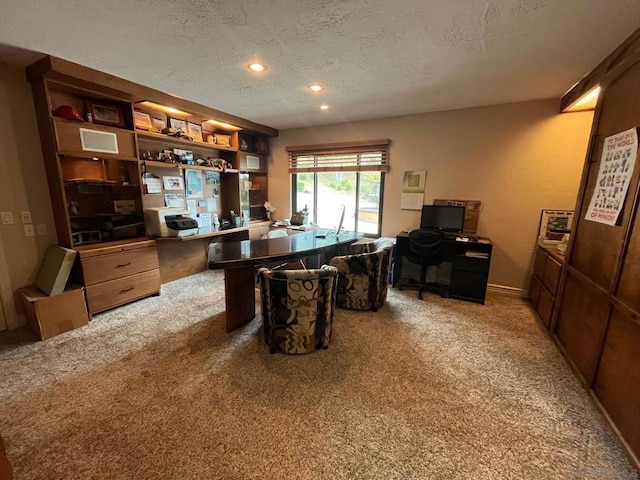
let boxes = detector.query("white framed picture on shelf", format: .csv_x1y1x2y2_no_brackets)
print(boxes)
538,209,574,243
169,117,187,132
152,117,166,133
133,111,152,130
162,175,184,191
187,122,203,142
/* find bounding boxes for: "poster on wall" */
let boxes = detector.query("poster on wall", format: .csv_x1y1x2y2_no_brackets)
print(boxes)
400,170,426,210
185,169,204,198
585,127,638,226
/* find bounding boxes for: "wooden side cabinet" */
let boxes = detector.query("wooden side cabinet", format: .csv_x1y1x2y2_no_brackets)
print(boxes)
528,245,564,329
77,239,160,315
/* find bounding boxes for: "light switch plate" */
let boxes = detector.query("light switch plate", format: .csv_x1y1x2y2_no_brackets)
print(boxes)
24,224,35,237
21,211,32,223
1,212,14,224
36,224,48,236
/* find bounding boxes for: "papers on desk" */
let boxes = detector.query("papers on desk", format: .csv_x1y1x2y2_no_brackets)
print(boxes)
464,249,489,259
456,236,491,245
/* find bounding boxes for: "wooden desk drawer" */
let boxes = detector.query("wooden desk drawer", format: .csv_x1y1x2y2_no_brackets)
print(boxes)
86,269,160,314
82,246,159,285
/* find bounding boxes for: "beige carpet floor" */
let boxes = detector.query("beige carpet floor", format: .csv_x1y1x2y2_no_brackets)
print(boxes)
0,270,637,480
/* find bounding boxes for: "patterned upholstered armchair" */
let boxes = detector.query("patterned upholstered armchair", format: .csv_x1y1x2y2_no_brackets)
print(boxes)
258,266,339,354
329,238,394,311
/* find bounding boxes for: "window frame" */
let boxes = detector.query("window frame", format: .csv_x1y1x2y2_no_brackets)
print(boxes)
288,139,389,237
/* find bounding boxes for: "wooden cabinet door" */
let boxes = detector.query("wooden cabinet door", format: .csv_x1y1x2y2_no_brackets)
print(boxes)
593,309,640,456
543,255,562,294
528,274,543,309
537,287,555,329
533,247,547,279
554,271,610,384
54,119,136,159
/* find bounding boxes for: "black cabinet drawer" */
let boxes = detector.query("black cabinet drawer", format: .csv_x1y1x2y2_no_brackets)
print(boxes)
453,256,490,273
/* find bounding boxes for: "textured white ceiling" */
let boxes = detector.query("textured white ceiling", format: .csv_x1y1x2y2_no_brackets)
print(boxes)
0,1,639,130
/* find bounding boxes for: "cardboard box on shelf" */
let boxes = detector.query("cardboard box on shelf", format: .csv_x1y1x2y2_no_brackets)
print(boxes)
18,285,88,340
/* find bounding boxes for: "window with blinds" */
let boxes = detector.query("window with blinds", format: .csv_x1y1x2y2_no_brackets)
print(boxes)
287,139,390,173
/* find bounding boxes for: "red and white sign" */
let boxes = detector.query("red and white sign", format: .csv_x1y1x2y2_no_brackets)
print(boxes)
585,127,637,226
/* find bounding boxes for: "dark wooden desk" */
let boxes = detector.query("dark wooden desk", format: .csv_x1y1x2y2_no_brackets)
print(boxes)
208,231,362,331
394,232,493,304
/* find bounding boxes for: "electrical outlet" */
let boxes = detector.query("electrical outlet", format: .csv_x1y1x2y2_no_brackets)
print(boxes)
36,224,48,236
21,211,32,223
24,224,35,237
1,212,14,225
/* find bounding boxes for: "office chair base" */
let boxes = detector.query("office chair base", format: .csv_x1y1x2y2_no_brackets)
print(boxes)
398,280,448,299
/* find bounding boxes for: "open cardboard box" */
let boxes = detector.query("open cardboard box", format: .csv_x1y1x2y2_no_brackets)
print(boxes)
18,285,88,340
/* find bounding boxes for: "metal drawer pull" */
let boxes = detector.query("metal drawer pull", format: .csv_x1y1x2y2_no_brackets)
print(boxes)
115,262,132,268
119,287,134,294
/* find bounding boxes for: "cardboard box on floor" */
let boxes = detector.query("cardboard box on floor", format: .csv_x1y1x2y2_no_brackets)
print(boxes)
18,285,88,340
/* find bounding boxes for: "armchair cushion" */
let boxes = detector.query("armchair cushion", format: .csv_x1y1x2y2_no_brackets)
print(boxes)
258,266,338,354
329,238,393,311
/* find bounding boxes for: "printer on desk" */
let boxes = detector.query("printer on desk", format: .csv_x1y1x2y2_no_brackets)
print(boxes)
144,207,199,238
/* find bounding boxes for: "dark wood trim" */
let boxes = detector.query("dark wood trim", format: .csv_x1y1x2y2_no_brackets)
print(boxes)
29,78,73,247
26,55,279,137
560,27,640,112
285,138,390,152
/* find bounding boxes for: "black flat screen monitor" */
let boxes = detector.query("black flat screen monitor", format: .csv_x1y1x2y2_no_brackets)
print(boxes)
420,205,465,233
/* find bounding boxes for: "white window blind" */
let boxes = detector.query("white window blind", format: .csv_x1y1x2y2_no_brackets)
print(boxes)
287,139,390,173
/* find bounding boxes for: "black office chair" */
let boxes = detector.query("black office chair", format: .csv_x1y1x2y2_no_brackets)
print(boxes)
402,229,446,300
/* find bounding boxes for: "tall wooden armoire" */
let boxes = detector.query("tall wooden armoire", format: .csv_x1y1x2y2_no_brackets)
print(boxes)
554,28,640,469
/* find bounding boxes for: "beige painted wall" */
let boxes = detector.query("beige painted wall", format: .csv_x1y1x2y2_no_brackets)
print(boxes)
0,63,56,328
0,65,594,329
268,100,594,291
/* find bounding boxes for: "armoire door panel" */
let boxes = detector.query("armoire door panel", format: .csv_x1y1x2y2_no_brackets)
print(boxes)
618,215,640,310
569,142,626,290
554,271,610,383
593,308,640,455
569,60,640,292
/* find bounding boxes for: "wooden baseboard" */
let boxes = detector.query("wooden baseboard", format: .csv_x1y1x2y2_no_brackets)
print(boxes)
487,284,527,297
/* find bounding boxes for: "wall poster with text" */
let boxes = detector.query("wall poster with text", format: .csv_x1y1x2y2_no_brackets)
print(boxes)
585,127,638,226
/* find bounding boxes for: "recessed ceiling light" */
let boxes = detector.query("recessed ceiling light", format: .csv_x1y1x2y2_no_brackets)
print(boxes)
310,84,322,92
248,63,266,72
320,104,329,110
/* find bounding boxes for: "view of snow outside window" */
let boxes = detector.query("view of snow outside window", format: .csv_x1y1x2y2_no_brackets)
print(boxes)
295,172,382,235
